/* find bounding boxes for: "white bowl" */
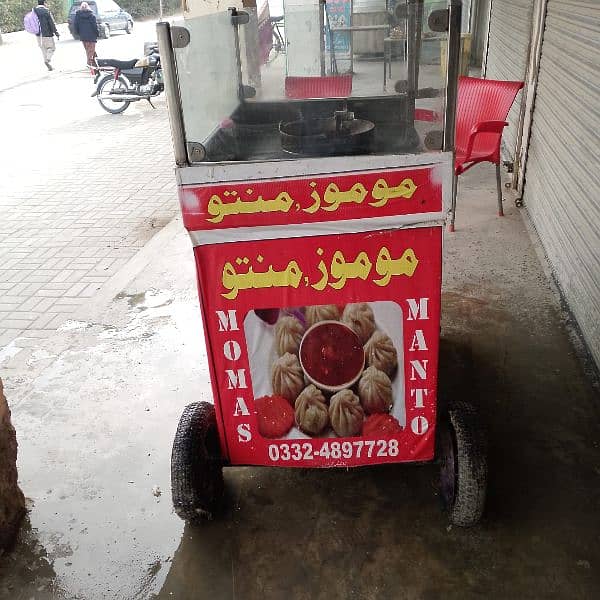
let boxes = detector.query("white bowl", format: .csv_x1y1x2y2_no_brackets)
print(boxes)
299,320,365,393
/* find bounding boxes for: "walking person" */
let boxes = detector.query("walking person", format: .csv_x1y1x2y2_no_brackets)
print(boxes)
34,0,59,71
73,2,99,68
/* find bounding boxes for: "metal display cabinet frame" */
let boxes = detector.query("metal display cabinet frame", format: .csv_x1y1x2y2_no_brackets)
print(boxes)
157,1,486,528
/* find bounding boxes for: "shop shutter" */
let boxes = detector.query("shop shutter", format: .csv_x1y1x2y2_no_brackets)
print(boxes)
353,0,387,11
484,0,534,164
353,0,387,55
522,0,600,366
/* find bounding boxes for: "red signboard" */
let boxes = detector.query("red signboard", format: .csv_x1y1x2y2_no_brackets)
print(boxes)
180,167,442,232
183,167,443,467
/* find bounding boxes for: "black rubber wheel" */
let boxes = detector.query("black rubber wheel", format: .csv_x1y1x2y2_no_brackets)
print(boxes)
171,401,224,522
515,198,524,208
438,401,487,527
96,74,131,114
100,23,110,39
125,20,133,34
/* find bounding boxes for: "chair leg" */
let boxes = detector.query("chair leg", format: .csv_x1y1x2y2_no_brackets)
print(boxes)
449,173,458,232
496,162,504,217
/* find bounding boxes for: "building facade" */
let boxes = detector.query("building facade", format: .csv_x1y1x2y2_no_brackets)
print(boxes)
477,0,600,369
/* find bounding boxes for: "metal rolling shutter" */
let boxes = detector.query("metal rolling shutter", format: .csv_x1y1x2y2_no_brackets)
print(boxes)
485,0,533,163
522,0,600,366
353,0,387,55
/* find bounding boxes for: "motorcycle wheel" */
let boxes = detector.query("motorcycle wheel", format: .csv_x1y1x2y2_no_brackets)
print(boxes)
96,74,131,115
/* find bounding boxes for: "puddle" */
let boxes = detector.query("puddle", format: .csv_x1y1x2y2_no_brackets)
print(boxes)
0,516,64,598
5,293,199,598
101,290,189,342
58,320,92,332
0,339,23,365
115,289,174,311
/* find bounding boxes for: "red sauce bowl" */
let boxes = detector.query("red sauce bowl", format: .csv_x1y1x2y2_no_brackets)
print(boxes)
299,321,365,392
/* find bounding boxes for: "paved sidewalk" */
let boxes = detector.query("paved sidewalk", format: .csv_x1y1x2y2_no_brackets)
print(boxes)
0,67,177,353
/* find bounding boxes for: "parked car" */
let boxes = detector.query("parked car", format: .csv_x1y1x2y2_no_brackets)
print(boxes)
68,0,133,40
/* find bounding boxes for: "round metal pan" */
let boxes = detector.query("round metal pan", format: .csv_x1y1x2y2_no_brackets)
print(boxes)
279,117,375,156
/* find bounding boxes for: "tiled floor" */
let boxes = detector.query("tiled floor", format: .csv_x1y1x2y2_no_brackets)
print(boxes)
0,72,178,349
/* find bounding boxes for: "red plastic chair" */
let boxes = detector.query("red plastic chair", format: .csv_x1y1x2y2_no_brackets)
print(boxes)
285,75,353,99
450,76,524,231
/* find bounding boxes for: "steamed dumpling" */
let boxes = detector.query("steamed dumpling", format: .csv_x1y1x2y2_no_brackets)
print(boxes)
341,303,375,345
295,385,329,436
358,366,393,414
364,330,398,377
274,315,305,356
329,389,364,437
272,352,305,404
305,304,340,328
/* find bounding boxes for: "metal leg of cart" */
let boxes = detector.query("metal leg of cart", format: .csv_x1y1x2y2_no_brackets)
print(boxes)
496,162,504,217
383,40,389,90
449,172,458,232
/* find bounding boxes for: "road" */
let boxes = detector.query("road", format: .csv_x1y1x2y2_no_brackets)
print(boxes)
0,20,160,92
0,20,178,355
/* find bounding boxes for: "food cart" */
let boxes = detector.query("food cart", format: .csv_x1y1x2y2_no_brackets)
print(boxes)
157,0,486,527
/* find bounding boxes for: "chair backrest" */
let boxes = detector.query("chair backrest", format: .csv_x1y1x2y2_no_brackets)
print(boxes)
285,75,353,99
455,76,524,154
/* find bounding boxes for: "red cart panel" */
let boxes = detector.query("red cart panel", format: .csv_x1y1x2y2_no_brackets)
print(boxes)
179,167,443,232
183,166,443,468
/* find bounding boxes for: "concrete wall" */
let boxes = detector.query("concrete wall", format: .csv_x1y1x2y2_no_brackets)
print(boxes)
183,0,245,18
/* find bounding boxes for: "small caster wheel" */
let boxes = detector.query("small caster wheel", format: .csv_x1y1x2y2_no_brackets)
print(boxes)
515,198,524,208
438,402,487,526
171,401,224,522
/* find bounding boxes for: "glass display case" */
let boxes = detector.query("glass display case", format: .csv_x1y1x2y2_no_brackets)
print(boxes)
159,0,460,165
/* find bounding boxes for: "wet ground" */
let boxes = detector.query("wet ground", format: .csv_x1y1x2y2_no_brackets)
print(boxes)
1,166,599,598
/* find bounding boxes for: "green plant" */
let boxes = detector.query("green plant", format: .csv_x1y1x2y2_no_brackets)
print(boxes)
0,0,182,34
0,0,66,34
117,0,181,20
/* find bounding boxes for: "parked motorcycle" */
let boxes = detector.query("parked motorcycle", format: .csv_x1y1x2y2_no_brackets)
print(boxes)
92,43,163,114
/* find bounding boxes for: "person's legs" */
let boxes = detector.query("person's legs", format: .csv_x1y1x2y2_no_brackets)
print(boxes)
44,37,56,63
83,41,97,66
40,37,55,69
37,35,45,61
